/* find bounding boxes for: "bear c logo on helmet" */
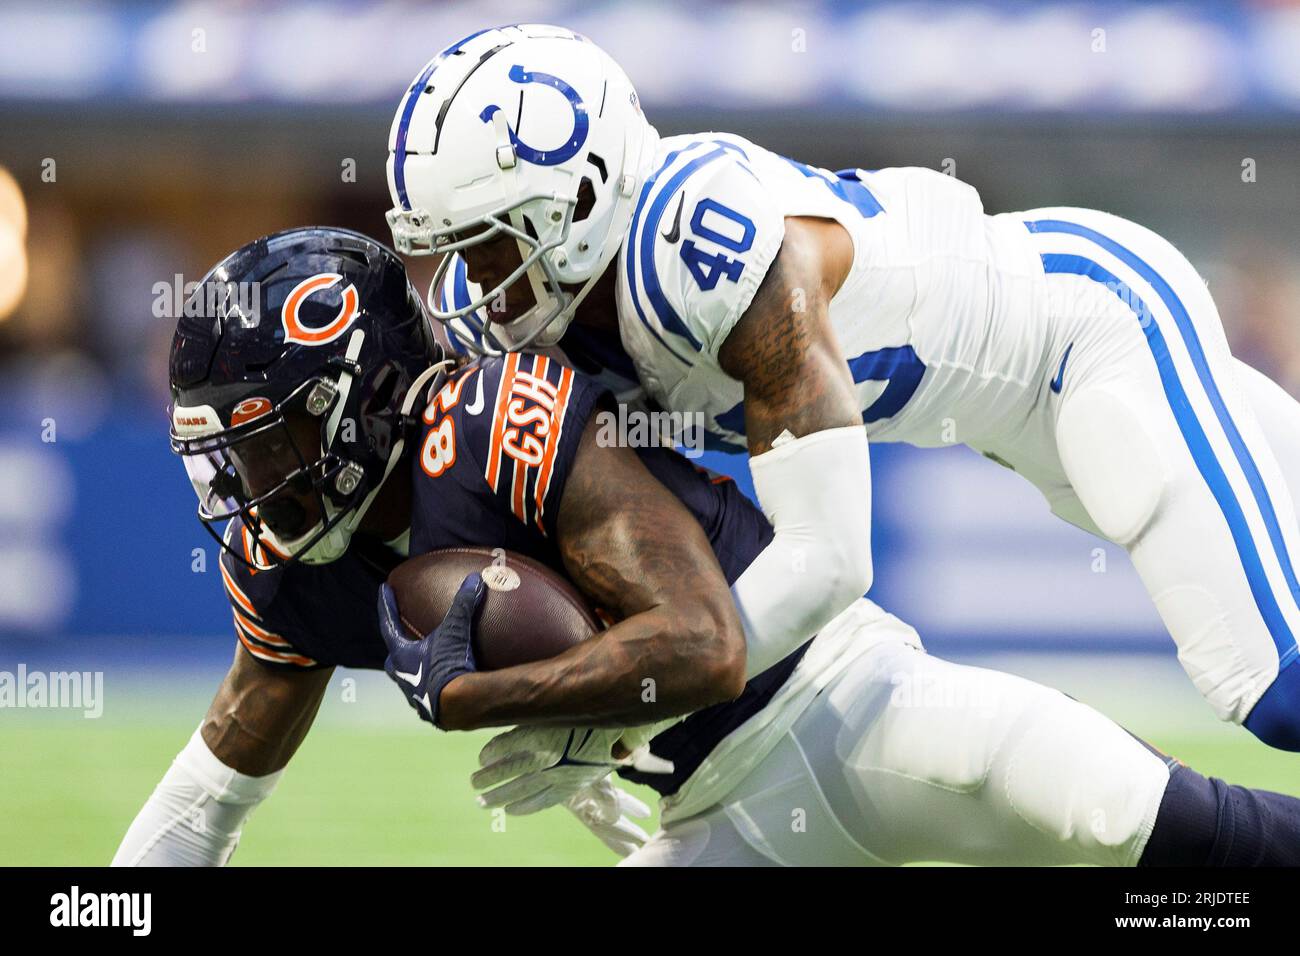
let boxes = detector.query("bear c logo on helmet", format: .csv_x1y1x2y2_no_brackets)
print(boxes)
281,273,360,346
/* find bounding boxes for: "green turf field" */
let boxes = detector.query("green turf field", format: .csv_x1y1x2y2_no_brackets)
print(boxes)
1,667,657,866
2,655,1297,866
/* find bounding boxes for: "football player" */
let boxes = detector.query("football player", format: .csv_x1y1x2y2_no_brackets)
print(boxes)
113,227,1299,866
386,23,1300,751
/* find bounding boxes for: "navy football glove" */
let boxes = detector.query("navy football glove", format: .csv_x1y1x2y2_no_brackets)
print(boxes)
378,573,486,728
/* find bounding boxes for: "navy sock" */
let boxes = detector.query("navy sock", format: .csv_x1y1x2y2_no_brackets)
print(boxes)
1140,763,1300,866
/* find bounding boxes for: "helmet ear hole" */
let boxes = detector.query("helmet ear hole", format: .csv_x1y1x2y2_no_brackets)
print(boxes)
573,177,596,223
521,215,540,241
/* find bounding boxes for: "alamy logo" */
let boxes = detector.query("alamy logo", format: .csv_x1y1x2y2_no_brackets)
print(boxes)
152,274,261,322
49,886,151,936
594,404,706,459
0,665,103,718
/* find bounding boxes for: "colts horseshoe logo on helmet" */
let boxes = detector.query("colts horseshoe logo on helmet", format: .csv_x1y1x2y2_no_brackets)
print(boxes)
281,273,360,346
478,66,589,167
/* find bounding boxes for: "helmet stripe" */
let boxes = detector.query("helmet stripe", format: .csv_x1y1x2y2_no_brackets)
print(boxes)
393,27,494,210
393,57,442,211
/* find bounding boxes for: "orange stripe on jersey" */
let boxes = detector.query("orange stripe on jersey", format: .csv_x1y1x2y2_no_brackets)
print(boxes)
233,608,294,648
241,526,260,574
484,352,519,491
234,620,317,667
533,364,575,533
219,561,257,617
246,510,291,561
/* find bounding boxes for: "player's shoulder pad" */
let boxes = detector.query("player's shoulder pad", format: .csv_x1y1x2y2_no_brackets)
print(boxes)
217,530,319,669
625,135,786,360
417,354,606,536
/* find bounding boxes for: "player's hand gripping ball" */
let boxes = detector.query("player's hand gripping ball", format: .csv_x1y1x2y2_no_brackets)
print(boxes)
377,573,485,728
379,547,606,726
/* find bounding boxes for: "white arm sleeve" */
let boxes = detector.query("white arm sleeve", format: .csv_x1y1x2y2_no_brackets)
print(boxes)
731,425,874,679
111,726,283,867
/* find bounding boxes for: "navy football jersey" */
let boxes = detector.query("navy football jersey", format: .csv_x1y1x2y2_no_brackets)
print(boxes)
216,352,807,795
217,520,401,670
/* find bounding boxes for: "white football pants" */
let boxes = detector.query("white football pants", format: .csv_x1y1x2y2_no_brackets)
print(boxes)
1017,208,1300,734
621,638,1170,866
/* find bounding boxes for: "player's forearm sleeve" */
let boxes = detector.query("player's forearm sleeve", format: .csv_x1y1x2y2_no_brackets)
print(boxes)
731,425,874,679
111,726,282,867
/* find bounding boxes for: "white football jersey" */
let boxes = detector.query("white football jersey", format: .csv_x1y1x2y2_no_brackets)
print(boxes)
614,131,1058,452
431,132,1300,747
435,131,1069,456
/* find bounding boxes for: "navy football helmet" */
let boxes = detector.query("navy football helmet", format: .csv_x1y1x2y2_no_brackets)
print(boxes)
169,227,446,568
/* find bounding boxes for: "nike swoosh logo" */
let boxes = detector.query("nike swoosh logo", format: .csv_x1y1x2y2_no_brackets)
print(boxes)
1050,342,1074,395
394,663,422,687
661,193,685,244
465,370,485,415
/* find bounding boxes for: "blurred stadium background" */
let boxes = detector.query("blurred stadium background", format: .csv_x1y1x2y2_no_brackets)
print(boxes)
3,0,1300,865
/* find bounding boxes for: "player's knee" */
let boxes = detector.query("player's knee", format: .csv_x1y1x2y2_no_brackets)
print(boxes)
1056,388,1167,546
1244,661,1300,751
1003,694,1168,863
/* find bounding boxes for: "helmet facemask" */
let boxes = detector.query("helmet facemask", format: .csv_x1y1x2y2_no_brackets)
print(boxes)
168,226,450,572
174,375,371,570
174,339,452,571
389,189,588,355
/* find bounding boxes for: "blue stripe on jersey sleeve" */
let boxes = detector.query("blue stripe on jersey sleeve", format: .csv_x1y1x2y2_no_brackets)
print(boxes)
436,254,485,355
451,255,488,351
782,157,884,218
625,145,699,365
392,28,493,210
625,139,754,363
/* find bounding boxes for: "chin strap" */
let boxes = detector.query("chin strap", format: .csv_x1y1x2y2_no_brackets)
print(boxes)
340,357,454,536
534,248,619,347
475,204,566,352
521,138,647,349
324,329,366,447
266,357,455,567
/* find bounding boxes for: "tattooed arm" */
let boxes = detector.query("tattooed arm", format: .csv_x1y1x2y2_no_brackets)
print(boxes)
719,216,875,678
435,219,862,725
436,410,747,730
717,216,861,451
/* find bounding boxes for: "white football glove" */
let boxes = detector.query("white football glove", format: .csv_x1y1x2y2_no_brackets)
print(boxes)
564,778,653,858
471,725,674,816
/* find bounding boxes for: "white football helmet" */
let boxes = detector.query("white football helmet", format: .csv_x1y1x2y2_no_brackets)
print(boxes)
385,23,658,352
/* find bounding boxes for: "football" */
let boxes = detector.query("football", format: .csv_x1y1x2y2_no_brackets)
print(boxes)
385,546,604,670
